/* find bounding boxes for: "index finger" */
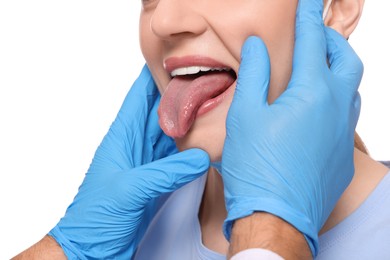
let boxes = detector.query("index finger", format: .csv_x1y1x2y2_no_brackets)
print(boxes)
92,65,162,170
293,0,327,74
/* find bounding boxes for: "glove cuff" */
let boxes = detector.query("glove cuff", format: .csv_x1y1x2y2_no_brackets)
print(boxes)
223,198,319,257
48,226,88,260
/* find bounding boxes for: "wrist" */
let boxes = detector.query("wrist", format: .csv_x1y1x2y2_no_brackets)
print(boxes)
228,212,312,260
12,235,66,260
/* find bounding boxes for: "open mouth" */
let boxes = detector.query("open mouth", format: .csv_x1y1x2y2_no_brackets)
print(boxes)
158,64,237,138
170,66,237,112
170,65,235,77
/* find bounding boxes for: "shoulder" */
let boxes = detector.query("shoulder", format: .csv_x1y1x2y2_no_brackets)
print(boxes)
318,173,390,259
380,161,390,168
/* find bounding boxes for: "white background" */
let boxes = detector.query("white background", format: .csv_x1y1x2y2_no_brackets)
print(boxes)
0,1,389,258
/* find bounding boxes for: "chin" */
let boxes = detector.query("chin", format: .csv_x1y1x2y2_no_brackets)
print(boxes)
167,83,232,162
175,119,226,162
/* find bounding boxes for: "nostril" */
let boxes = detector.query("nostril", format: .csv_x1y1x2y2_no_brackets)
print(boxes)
149,4,207,40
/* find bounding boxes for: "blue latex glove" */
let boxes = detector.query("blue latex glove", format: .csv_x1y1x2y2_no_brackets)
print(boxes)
221,0,363,257
48,65,210,259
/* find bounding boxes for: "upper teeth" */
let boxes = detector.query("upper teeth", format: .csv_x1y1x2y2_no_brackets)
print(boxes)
171,66,231,77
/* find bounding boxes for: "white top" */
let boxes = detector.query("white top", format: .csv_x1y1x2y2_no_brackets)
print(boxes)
231,249,284,260
134,170,390,259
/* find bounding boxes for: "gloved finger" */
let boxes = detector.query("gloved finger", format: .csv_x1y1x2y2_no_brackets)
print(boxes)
145,93,178,161
351,91,361,129
230,36,271,113
325,27,364,91
90,65,160,170
125,66,175,165
294,0,327,75
132,148,210,202
117,64,159,126
152,132,177,160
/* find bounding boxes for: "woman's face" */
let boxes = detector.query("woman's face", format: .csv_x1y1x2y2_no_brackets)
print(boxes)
140,0,298,161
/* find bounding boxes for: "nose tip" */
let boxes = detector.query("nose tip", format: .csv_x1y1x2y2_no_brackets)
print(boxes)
150,2,207,40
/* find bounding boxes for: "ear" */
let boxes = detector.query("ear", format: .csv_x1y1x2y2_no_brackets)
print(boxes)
324,0,365,38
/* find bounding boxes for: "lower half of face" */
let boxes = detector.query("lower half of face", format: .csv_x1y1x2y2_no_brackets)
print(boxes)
140,0,297,162
175,80,235,162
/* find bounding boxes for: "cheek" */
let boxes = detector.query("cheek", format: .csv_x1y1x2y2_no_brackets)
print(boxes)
139,14,151,61
139,14,165,91
216,2,296,103
259,5,296,102
265,34,295,103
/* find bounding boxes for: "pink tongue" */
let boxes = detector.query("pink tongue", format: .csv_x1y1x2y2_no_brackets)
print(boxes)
158,71,235,138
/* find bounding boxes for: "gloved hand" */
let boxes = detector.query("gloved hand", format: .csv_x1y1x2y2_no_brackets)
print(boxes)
221,0,363,257
48,65,210,259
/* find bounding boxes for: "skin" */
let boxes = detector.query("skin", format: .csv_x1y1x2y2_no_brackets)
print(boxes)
140,0,297,162
11,0,389,259
229,212,311,259
141,0,389,255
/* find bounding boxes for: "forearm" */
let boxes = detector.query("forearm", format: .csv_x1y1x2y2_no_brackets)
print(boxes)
12,235,67,260
228,212,312,260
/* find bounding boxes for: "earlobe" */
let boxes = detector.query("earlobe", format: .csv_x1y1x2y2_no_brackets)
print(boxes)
324,0,365,39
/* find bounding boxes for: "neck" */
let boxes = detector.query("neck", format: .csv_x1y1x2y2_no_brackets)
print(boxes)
320,148,388,234
199,149,389,253
198,167,229,254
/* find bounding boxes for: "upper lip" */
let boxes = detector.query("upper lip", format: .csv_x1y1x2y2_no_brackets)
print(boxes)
164,56,233,77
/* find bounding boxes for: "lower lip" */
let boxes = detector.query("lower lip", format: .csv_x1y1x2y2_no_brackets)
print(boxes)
196,80,236,117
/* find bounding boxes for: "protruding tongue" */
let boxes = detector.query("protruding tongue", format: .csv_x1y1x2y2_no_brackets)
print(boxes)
158,71,235,138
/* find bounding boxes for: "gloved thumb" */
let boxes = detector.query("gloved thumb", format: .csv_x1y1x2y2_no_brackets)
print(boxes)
133,148,210,201
230,36,271,114
325,27,363,91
